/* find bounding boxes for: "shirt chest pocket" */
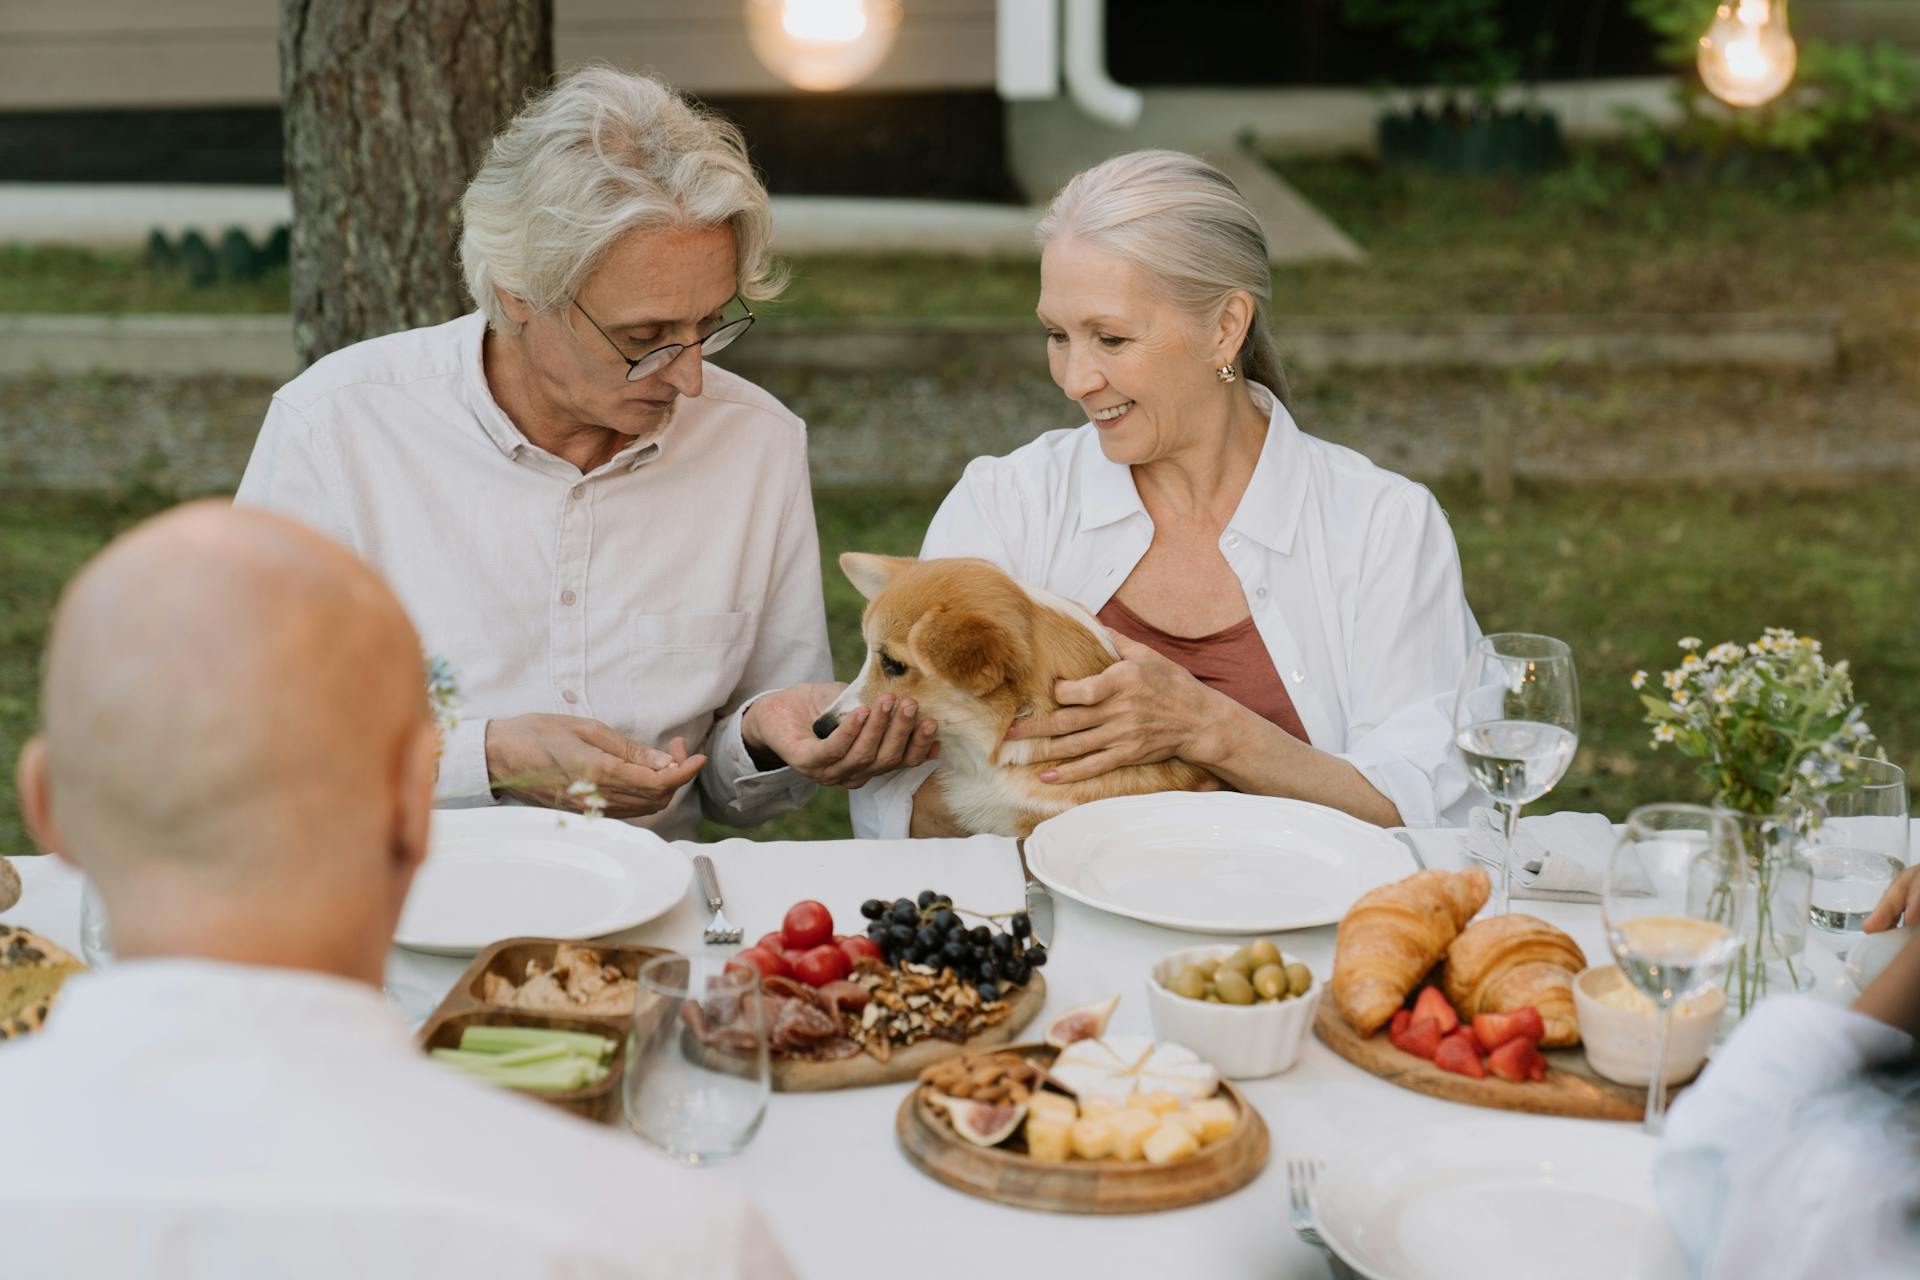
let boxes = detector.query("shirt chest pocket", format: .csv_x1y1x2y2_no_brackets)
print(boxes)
629,611,757,725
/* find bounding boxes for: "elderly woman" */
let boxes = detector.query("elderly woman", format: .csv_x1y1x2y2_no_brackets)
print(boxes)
239,68,933,840
854,150,1480,839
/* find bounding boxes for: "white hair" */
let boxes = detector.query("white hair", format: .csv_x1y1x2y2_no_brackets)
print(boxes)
1035,149,1287,401
459,66,785,333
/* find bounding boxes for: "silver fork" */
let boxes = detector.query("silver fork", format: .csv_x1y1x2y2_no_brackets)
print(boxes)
692,855,741,945
1287,1157,1325,1249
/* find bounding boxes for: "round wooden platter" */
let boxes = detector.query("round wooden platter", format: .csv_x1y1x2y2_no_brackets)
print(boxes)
1312,1000,1674,1123
690,972,1047,1092
895,1043,1270,1215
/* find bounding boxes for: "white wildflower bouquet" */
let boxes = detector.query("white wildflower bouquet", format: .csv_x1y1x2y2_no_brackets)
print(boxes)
1635,627,1877,820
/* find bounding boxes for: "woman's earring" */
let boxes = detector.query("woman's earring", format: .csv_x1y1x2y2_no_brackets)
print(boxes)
1215,363,1238,384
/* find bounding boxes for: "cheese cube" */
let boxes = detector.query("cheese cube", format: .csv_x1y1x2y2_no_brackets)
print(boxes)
1108,1108,1159,1161
1157,1110,1203,1140
1025,1116,1071,1163
1143,1123,1201,1165
1028,1092,1077,1127
1135,1090,1183,1115
1070,1116,1113,1160
1079,1094,1122,1118
1189,1097,1238,1145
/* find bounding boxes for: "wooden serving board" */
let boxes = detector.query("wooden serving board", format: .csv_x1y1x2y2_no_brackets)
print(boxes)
423,935,673,1028
896,1042,1269,1215
1312,1000,1672,1123
719,972,1047,1092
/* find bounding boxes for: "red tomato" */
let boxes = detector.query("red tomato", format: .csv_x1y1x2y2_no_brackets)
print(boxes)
781,948,809,972
838,936,882,967
792,943,852,987
730,947,791,981
756,931,789,955
781,900,833,950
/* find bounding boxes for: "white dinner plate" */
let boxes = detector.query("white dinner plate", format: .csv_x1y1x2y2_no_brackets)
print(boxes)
395,808,691,955
1315,1119,1687,1280
1022,792,1416,933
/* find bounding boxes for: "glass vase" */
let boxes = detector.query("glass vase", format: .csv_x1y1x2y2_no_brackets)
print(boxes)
1711,808,1814,1021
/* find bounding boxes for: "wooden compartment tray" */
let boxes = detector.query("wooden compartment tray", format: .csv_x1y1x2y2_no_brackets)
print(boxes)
896,1042,1270,1215
1313,1000,1676,1123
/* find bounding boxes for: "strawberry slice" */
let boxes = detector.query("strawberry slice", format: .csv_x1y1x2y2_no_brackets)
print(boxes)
1487,1035,1544,1082
1433,1030,1485,1079
1528,1050,1548,1082
1391,1016,1443,1060
1472,1008,1547,1052
1390,1009,1412,1039
1412,986,1459,1035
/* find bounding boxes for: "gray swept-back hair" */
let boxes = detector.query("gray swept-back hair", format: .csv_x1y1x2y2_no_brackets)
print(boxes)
460,66,785,333
1035,150,1288,402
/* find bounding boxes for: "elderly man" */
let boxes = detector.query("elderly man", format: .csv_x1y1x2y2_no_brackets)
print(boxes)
237,67,932,837
2,503,792,1278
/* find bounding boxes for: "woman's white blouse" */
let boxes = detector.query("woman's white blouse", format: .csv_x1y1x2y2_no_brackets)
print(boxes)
851,385,1482,838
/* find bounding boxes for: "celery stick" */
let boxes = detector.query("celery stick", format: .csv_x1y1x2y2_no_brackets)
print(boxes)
487,1041,571,1068
458,1025,613,1062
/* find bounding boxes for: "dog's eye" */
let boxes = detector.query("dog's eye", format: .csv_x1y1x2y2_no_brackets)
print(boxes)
879,653,908,677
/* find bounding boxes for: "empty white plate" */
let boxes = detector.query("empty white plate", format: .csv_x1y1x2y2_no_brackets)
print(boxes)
396,808,691,955
1023,792,1416,933
1315,1119,1687,1280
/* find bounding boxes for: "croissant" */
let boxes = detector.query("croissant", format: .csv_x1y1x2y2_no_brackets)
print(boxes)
1443,915,1587,1047
1332,867,1490,1036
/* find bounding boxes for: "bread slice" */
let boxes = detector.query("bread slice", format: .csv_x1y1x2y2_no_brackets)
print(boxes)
1,924,85,1038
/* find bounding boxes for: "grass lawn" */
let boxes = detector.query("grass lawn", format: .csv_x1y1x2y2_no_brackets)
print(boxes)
4,481,1914,856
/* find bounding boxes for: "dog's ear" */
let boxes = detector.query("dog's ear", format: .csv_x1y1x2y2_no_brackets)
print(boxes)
907,607,1030,698
840,552,916,601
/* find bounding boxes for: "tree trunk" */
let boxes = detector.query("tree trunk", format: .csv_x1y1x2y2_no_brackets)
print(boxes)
279,0,552,366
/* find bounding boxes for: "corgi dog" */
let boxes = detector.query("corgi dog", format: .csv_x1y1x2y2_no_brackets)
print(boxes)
814,553,1216,836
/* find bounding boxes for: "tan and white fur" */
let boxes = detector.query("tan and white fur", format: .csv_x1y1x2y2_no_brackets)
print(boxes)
814,553,1216,836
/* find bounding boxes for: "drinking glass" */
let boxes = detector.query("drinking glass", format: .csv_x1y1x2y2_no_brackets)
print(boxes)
623,955,769,1163
1810,758,1909,937
1604,804,1747,1135
1452,633,1581,915
78,877,113,967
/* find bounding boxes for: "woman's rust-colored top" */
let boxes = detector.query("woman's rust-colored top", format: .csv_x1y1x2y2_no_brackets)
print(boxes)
1096,596,1311,745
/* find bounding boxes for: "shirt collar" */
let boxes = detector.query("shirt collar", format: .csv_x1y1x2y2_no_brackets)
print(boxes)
460,310,663,475
1073,381,1308,554
47,957,412,1054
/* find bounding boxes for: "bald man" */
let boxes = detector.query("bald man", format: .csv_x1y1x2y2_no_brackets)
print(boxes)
1,503,792,1280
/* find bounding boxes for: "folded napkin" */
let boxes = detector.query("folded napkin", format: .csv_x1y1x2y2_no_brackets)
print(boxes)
1462,808,1651,901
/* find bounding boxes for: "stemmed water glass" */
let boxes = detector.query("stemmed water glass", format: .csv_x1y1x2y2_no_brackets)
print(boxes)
1452,633,1581,915
1604,804,1747,1135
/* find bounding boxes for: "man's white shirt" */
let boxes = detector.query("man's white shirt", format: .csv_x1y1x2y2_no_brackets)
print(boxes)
0,959,794,1279
236,311,831,839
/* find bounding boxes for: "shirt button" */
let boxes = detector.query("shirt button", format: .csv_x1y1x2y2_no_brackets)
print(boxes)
560,589,577,606
1256,587,1268,599
1224,535,1240,549
1290,669,1305,684
561,689,578,704
568,486,583,500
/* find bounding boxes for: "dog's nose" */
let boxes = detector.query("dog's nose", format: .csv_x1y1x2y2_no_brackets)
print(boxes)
810,712,839,740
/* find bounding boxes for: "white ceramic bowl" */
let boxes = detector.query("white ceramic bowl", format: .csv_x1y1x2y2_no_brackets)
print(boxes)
1145,944,1322,1079
1572,964,1724,1088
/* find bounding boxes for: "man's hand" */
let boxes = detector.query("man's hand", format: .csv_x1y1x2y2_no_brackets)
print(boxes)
1002,632,1225,784
485,713,705,819
742,682,938,789
1864,864,1920,933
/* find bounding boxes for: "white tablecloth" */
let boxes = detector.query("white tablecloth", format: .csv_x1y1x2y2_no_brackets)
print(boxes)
4,823,1876,1280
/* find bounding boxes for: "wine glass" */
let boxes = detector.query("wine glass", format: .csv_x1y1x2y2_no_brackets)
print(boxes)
1452,633,1581,915
623,955,769,1163
78,876,113,967
1604,804,1747,1135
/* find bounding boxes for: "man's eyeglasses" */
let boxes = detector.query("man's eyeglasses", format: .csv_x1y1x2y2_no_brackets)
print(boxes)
573,296,755,382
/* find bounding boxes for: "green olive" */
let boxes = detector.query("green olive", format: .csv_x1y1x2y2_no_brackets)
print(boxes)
1169,966,1209,1000
1285,962,1313,996
1222,947,1257,976
1252,963,1287,1001
1213,969,1256,1005
1248,939,1283,969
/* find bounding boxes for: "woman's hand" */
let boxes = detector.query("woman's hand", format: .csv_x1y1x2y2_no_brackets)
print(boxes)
1864,864,1920,933
1003,632,1230,784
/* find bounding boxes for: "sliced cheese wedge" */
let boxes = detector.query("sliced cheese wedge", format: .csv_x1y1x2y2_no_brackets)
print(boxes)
1049,1035,1219,1105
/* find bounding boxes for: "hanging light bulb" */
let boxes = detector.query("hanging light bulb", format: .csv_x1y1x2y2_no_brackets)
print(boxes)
1697,0,1798,108
745,0,902,92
